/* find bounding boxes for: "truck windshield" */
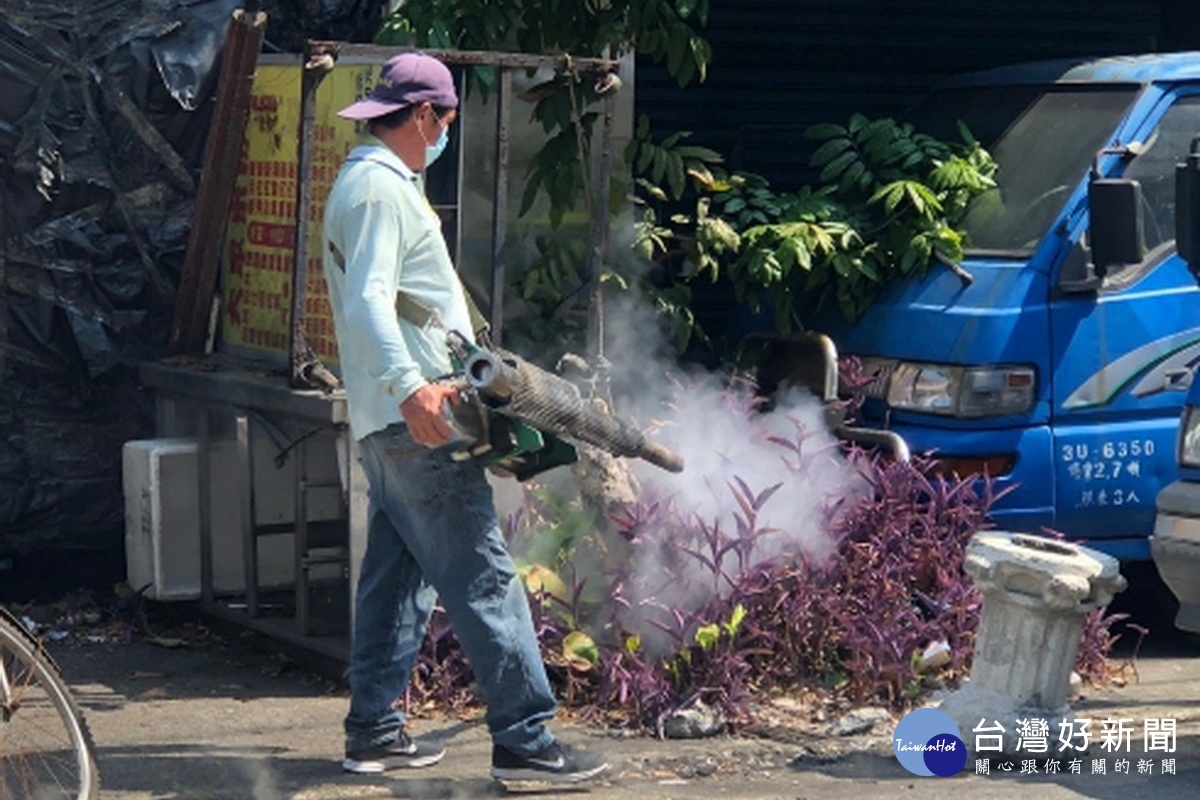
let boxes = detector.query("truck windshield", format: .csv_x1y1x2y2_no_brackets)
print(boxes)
906,85,1139,255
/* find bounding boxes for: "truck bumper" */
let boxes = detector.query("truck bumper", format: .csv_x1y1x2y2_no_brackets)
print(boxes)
852,421,1153,560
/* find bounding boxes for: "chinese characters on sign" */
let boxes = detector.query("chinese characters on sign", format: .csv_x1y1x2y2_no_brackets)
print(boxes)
223,61,377,362
1060,439,1155,509
971,717,1177,778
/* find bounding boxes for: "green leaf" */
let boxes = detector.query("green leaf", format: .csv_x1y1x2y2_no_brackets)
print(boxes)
695,622,720,650
667,151,686,199
810,137,853,167
870,181,906,213
636,114,651,140
636,176,668,202
819,150,858,183
687,162,715,188
674,145,723,162
675,51,698,87
775,240,795,272
667,27,688,77
519,172,543,217
904,182,943,216
521,269,540,298
636,142,655,174
794,238,812,271
473,65,496,89
563,630,599,669
723,604,747,636
624,138,638,164
661,131,689,149
839,160,866,192
901,151,926,171
805,123,848,141
956,119,978,146
521,564,568,601
652,147,668,183
857,257,880,280
899,246,922,274
691,37,712,83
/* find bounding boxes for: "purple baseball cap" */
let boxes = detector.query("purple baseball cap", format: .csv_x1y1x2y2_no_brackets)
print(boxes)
338,53,458,120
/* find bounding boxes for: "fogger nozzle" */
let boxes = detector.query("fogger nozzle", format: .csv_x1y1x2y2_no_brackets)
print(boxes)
464,349,684,473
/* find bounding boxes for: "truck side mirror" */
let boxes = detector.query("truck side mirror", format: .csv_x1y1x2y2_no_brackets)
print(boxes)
1176,136,1200,283
1089,178,1145,279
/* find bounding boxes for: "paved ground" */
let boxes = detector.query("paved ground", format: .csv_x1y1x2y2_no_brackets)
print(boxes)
42,594,1200,800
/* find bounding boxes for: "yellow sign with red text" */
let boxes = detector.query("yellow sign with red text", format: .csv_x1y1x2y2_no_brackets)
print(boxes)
222,59,378,363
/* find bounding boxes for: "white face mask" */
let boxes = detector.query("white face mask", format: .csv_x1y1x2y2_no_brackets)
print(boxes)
422,114,449,168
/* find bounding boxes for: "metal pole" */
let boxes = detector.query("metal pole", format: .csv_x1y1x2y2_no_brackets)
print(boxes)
236,413,259,616
489,68,513,341
288,45,333,386
319,41,617,74
586,91,616,365
198,410,214,605
295,438,310,634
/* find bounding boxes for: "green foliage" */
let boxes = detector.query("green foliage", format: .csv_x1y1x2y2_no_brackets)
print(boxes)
694,603,746,650
520,233,587,310
514,486,597,570
375,8,994,349
633,114,997,340
376,1,713,325
766,115,995,325
380,0,713,88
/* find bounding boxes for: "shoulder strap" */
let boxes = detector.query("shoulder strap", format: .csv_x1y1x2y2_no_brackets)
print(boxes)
327,153,491,339
327,240,490,339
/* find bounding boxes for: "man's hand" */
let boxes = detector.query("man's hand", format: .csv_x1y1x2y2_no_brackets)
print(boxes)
400,383,460,448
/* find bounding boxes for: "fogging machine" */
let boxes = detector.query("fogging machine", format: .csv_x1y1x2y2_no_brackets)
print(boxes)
441,331,684,480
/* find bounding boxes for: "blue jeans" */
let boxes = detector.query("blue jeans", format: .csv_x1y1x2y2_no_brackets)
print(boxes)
344,424,557,754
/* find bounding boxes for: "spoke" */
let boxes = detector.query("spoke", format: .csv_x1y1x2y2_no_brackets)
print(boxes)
0,656,11,709
0,619,95,800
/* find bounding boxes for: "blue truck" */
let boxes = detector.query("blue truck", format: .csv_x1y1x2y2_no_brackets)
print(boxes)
781,53,1200,562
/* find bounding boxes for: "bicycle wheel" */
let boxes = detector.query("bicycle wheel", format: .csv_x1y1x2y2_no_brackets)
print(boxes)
0,610,98,800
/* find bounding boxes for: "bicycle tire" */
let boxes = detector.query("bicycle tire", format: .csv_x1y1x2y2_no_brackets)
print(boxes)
0,609,99,800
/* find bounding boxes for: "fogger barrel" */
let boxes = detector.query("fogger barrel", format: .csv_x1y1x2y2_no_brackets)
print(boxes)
464,349,685,474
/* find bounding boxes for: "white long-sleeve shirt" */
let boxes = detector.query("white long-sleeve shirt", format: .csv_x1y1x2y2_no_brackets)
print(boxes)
322,137,474,441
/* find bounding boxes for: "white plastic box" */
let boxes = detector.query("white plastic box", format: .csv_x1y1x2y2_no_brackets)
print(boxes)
122,438,294,600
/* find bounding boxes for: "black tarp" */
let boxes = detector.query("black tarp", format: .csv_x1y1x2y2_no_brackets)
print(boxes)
0,0,383,598
0,1,241,597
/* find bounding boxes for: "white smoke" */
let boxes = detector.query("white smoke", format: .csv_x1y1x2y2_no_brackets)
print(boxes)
590,293,862,656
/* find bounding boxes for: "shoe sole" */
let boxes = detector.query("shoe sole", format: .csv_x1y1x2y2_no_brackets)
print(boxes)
343,751,446,773
490,762,610,783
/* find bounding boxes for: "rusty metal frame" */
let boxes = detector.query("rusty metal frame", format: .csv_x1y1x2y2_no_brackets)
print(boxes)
586,90,617,364
490,67,513,340
286,41,621,384
171,11,267,355
287,46,331,387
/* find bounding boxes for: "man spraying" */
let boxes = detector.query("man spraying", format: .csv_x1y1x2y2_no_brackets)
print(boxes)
322,51,608,784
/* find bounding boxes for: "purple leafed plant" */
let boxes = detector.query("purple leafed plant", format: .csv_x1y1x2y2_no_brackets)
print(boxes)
402,375,1135,734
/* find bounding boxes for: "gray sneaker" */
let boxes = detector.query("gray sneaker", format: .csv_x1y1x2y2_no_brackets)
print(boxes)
343,731,446,774
490,741,609,783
